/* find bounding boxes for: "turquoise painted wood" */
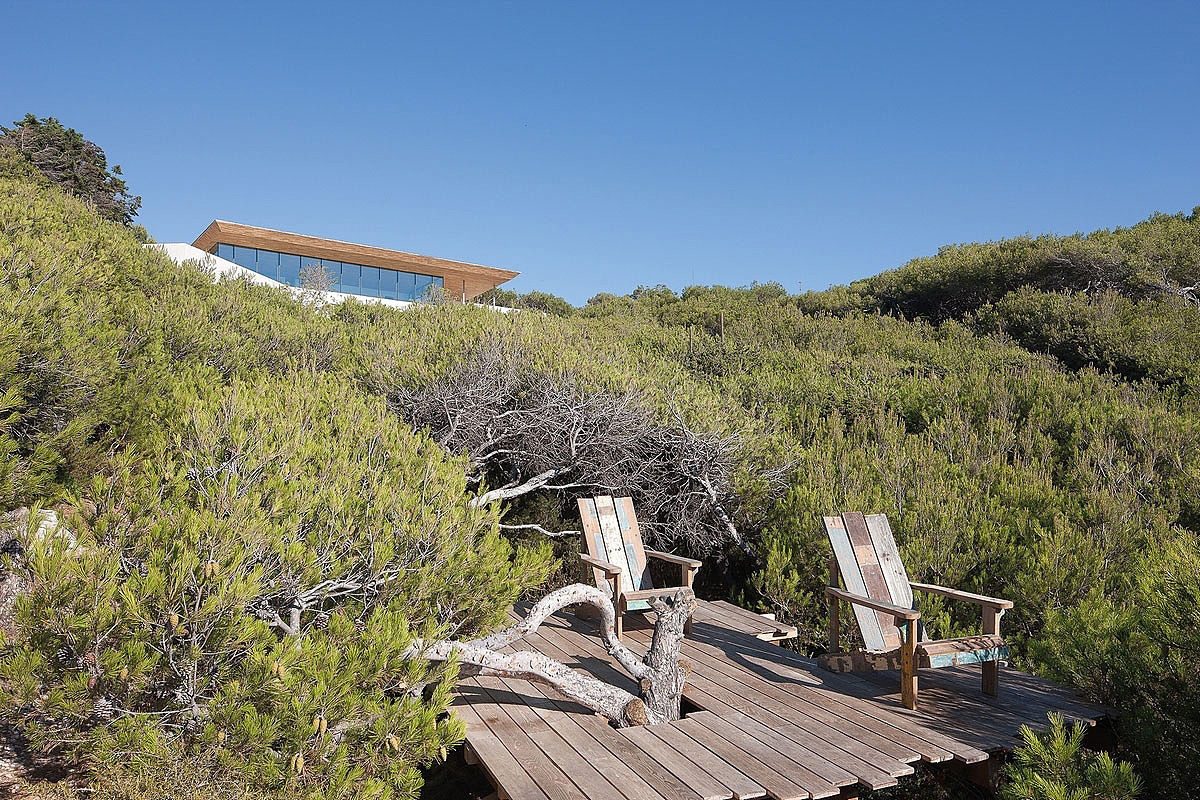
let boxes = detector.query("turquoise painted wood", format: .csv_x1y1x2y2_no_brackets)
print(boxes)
925,646,1010,669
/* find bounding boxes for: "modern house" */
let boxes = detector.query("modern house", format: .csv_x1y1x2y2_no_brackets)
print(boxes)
157,220,519,308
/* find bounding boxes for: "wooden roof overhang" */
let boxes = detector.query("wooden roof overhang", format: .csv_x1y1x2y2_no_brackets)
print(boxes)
192,220,519,295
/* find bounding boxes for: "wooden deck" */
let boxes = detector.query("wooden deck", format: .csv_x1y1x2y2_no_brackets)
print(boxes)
453,599,1109,800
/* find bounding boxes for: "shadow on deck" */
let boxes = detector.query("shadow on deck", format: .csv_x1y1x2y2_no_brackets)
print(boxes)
452,599,1110,800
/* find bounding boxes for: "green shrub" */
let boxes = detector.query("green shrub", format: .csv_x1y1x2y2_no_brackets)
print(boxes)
3,165,1200,797
1,371,551,799
475,287,575,316
974,287,1200,392
0,177,159,507
797,208,1200,322
1001,713,1139,800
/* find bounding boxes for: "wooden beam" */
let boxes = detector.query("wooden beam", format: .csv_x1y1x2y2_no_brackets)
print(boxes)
982,606,1002,696
901,618,918,710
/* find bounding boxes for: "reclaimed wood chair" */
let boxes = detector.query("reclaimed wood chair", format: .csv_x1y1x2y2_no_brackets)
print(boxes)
818,512,1013,710
576,495,702,639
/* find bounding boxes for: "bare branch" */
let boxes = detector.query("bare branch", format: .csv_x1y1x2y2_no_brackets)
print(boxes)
498,523,581,538
389,338,788,556
411,583,695,726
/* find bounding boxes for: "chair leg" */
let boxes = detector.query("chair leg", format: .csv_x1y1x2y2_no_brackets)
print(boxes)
827,558,841,655
901,619,918,710
982,606,1001,696
982,661,998,696
683,564,697,637
615,595,625,641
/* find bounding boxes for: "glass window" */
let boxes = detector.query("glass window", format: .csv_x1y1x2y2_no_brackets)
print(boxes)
415,274,442,301
301,256,329,289
360,265,380,297
395,271,417,301
336,263,359,294
217,247,441,298
256,248,279,280
232,245,257,270
280,253,301,287
379,268,400,300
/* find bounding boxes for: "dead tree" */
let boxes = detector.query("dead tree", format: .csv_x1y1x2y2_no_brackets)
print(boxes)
413,584,695,726
389,339,789,555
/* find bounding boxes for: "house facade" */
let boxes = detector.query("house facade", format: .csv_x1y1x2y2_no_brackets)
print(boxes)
163,220,519,305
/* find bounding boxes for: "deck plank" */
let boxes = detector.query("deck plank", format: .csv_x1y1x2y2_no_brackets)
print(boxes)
632,627,925,769
460,678,592,800
475,677,634,799
682,685,886,791
621,725,732,800
456,599,1108,800
696,621,1009,748
495,675,671,800
453,699,552,800
691,622,995,761
675,714,813,800
663,629,946,764
649,722,768,800
697,600,796,639
511,628,708,800
690,711,841,798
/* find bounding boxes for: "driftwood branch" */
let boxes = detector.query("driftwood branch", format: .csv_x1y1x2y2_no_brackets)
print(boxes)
469,468,569,507
497,523,581,538
413,583,695,727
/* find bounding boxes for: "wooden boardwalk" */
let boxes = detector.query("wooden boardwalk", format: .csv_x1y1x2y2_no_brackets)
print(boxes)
453,599,1109,800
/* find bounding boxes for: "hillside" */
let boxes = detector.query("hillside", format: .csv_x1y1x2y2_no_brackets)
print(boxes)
1,173,1198,797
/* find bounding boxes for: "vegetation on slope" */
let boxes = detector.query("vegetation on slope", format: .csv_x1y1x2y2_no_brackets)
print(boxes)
0,176,552,799
2,142,1197,796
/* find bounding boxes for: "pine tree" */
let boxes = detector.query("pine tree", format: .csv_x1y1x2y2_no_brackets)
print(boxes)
1001,714,1139,800
0,372,552,799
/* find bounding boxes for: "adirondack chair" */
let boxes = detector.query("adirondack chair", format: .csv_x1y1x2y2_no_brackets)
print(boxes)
576,496,702,639
818,512,1013,710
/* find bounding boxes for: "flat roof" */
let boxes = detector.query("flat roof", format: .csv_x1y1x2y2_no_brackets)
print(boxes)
192,220,520,283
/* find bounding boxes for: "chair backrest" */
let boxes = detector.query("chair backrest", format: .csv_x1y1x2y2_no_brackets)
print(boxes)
823,512,916,652
578,496,654,604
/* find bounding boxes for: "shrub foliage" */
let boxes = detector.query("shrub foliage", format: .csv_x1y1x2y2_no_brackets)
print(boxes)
2,169,1198,796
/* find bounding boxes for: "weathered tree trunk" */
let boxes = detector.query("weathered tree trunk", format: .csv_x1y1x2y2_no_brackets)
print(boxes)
413,583,695,726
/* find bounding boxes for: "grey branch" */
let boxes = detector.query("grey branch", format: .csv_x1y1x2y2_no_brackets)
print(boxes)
497,523,581,538
411,583,695,726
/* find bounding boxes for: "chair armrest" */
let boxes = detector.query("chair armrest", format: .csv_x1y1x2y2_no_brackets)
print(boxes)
825,586,921,620
645,549,702,568
909,582,1013,610
580,553,622,577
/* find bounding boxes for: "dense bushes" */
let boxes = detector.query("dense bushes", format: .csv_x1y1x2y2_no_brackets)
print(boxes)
0,178,554,798
799,207,1200,322
2,170,1199,796
0,177,159,507
3,372,550,799
974,287,1200,393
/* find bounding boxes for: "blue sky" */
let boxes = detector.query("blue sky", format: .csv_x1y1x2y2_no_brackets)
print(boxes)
4,2,1198,304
